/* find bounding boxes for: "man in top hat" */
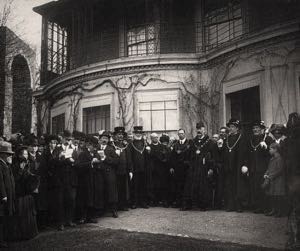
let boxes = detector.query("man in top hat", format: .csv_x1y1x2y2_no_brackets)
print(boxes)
0,141,15,248
112,127,132,211
97,130,120,218
248,120,273,214
127,126,149,209
187,122,218,211
170,129,192,209
223,118,249,212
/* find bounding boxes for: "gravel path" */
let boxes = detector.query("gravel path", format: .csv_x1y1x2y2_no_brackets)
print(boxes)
7,208,287,250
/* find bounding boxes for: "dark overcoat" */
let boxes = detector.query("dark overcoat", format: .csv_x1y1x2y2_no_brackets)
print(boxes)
0,158,15,216
189,136,218,205
76,148,105,209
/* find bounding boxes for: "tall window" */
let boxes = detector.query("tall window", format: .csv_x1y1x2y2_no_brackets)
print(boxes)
205,1,242,50
83,105,110,134
52,113,65,135
47,21,68,74
127,24,157,56
139,101,178,131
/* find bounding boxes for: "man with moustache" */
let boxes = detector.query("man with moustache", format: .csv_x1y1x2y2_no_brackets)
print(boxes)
111,127,132,211
224,118,249,212
187,122,218,211
248,120,273,213
0,141,15,248
127,126,149,209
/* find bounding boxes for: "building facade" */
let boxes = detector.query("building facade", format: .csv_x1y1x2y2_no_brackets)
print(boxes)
0,27,36,137
33,0,300,137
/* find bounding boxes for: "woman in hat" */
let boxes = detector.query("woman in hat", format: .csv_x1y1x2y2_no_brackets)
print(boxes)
0,141,15,248
10,146,39,240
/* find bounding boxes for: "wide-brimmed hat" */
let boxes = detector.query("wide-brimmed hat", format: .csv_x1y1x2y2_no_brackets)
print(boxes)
99,130,110,139
226,118,241,128
0,141,14,155
45,135,59,144
252,120,266,129
133,126,143,134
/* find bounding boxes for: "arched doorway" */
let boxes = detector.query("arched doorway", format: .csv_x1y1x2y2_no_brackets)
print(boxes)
11,55,32,134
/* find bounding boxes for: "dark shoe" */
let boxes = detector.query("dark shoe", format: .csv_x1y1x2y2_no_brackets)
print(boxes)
0,242,8,248
58,225,64,231
86,218,98,224
236,208,243,213
226,208,234,212
66,222,76,227
123,207,129,211
254,208,263,214
265,210,275,216
78,219,85,224
141,204,149,209
131,204,137,209
112,210,118,218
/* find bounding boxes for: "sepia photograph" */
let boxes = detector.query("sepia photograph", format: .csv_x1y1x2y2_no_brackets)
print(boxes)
0,0,300,250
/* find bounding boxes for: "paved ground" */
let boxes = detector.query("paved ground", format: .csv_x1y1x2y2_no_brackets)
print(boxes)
7,208,288,250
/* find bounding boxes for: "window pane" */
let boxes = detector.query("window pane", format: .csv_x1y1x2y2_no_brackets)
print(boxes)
166,110,178,130
139,102,151,110
152,110,165,130
83,105,110,134
165,100,177,109
152,101,164,110
139,111,151,131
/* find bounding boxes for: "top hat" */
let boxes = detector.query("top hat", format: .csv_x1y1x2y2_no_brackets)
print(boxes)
114,127,126,134
252,120,266,129
0,141,14,155
133,126,144,134
63,130,73,139
196,122,205,129
226,118,241,128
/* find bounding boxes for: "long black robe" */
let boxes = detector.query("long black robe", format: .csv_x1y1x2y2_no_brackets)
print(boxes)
223,132,249,210
189,135,218,208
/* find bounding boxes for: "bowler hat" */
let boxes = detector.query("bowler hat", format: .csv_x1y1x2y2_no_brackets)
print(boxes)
0,141,14,155
133,126,143,134
226,118,241,128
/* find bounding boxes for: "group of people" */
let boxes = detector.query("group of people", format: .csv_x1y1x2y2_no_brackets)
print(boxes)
0,112,299,250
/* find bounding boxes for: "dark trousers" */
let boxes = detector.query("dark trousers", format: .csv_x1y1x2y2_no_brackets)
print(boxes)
117,174,128,209
0,217,3,242
52,186,77,225
224,173,242,210
130,172,147,206
251,172,266,210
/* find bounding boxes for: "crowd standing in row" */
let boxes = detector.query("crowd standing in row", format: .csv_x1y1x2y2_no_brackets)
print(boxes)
0,113,299,249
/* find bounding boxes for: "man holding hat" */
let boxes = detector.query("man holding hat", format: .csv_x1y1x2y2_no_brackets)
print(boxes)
223,118,249,212
248,120,273,213
112,127,132,211
0,141,15,248
127,126,149,209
